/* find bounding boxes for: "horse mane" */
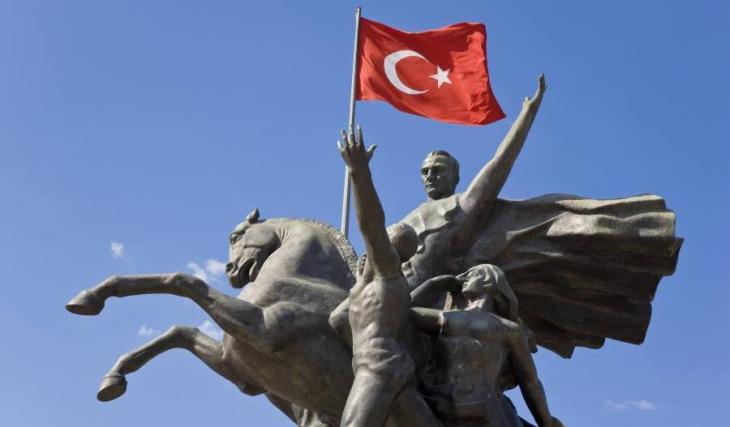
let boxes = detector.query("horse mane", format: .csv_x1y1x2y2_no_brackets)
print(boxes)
269,217,358,282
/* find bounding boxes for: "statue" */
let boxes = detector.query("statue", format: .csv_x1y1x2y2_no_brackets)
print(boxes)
411,265,562,427
400,75,549,290
336,128,442,427
400,75,682,357
66,74,682,426
337,129,562,427
67,211,358,425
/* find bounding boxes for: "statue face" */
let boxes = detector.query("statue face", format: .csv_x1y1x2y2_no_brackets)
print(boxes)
226,220,280,288
461,268,488,299
458,265,497,312
421,155,457,200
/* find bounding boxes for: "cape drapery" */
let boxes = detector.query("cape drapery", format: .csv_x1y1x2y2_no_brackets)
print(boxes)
404,193,682,358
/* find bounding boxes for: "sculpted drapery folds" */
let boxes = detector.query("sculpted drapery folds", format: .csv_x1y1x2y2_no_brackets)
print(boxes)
336,123,562,427
66,74,682,427
402,74,548,286
398,75,682,357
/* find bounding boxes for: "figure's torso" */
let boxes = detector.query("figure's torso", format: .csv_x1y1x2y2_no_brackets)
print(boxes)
421,310,513,426
349,275,411,349
400,195,466,289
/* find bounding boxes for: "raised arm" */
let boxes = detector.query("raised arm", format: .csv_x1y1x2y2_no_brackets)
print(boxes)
410,275,462,308
460,75,547,217
338,126,401,278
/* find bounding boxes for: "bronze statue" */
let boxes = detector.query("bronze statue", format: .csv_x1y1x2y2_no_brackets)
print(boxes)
411,264,562,427
401,75,547,290
400,75,682,357
66,74,682,426
67,212,358,425
337,127,442,427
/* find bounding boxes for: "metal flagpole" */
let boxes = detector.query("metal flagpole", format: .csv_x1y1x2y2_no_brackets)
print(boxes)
340,6,362,238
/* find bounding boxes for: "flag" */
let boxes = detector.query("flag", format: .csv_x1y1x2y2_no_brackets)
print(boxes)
356,18,505,126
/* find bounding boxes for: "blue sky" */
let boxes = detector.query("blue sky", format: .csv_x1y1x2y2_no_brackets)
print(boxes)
1,1,728,426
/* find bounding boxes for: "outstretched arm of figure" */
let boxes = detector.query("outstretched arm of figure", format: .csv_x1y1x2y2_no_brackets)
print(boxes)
506,325,563,427
410,307,443,334
410,275,462,308
460,75,547,219
338,126,401,278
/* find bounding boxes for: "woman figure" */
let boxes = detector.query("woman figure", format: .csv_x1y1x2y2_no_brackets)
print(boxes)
410,264,563,427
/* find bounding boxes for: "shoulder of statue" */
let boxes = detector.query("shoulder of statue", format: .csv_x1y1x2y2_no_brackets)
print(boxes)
431,193,460,221
401,194,461,236
447,193,460,214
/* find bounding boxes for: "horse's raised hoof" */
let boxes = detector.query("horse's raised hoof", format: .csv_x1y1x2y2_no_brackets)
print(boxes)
65,290,104,315
97,373,127,402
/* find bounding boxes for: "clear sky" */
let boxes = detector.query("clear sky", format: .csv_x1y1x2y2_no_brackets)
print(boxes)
1,1,728,426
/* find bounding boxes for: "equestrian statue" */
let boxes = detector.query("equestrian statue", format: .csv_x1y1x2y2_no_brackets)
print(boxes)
67,75,682,426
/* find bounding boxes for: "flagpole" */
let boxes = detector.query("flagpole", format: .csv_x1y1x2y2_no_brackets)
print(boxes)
340,6,362,238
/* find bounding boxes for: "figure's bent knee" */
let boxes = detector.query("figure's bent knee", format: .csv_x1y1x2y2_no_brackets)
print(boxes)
167,273,186,286
166,324,195,336
100,275,121,295
116,353,132,368
166,273,207,298
162,325,198,347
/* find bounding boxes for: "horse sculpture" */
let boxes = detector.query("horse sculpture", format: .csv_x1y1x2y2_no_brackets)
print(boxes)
66,74,682,426
67,206,537,427
66,202,679,426
67,209,364,425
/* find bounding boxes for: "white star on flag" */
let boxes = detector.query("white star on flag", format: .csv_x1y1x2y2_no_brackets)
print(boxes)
430,66,452,88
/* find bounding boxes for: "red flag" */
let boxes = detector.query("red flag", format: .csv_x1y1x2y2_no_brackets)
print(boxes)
356,18,505,125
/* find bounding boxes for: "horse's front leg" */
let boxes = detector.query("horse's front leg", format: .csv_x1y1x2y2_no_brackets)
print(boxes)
66,274,270,347
97,325,265,402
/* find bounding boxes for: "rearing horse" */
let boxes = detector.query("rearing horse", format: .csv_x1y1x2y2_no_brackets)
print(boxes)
66,209,360,425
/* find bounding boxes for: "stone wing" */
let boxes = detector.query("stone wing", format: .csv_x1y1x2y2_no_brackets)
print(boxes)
461,194,682,358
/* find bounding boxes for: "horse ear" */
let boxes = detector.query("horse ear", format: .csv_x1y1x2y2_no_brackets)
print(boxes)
246,208,260,223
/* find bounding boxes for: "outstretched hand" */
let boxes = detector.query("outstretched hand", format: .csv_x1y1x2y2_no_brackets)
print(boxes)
523,74,547,110
338,125,376,172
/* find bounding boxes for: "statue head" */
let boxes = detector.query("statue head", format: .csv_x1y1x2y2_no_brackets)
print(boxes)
455,264,519,322
226,208,281,288
421,150,459,200
387,222,418,262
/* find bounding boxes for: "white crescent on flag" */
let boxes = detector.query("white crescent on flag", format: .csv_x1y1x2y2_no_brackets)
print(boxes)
356,18,504,125
383,50,430,95
383,50,452,95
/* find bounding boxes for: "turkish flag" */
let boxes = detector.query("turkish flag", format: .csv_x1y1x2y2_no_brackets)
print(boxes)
356,18,505,126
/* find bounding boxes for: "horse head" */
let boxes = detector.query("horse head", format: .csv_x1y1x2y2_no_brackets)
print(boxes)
226,208,280,288
227,208,358,290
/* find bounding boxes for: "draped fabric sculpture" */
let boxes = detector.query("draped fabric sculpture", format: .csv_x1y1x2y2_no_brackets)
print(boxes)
67,76,681,426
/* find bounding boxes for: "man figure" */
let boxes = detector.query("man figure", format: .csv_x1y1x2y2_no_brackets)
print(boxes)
337,127,441,427
400,75,546,290
398,74,680,359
